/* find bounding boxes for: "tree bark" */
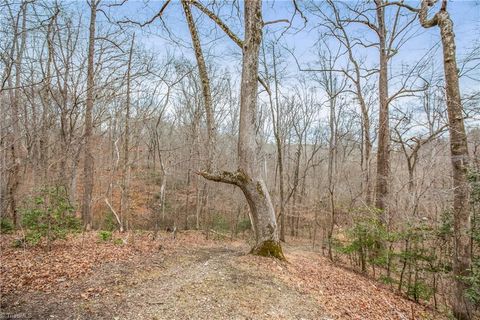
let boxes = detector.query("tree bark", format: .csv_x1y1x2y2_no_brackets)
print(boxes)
199,0,284,259
236,0,283,256
418,1,472,318
8,1,28,227
272,46,285,243
182,0,216,232
82,0,98,230
182,0,216,171
119,33,135,233
261,42,286,242
374,0,390,221
327,91,336,261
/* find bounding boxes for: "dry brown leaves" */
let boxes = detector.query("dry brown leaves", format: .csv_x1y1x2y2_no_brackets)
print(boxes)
0,232,160,295
0,231,242,296
237,249,445,320
2,232,445,320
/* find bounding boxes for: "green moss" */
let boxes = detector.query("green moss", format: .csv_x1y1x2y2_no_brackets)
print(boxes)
235,169,251,185
218,170,251,185
256,182,265,197
250,240,286,260
221,171,236,180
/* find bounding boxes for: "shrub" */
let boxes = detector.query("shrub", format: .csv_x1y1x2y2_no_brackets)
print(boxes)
0,217,14,234
465,169,480,306
98,230,113,242
337,207,388,271
334,206,443,304
407,279,433,302
102,212,117,231
113,238,124,245
379,275,397,285
21,186,80,245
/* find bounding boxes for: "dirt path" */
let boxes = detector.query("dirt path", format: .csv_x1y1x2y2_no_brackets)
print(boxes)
1,233,444,320
2,241,325,320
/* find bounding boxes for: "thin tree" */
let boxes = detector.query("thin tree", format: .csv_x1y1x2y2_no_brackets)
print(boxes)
7,0,28,227
181,0,216,231
373,0,390,217
119,33,135,232
82,0,100,230
260,42,287,242
325,0,374,205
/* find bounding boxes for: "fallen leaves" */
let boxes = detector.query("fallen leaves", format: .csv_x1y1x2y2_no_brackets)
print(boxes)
0,230,241,297
1,232,445,319
0,232,159,295
235,247,445,320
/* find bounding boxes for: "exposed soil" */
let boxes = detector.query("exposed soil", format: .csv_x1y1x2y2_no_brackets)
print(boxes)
0,231,445,320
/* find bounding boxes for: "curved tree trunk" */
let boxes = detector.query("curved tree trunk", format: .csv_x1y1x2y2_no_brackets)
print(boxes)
236,0,283,255
198,0,284,259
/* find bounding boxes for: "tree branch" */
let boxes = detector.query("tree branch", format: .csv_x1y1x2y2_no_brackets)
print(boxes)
189,0,243,47
187,0,270,93
118,0,171,27
419,0,439,28
263,19,290,26
197,170,250,186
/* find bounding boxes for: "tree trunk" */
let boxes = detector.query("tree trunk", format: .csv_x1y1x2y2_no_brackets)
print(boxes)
360,93,373,206
182,0,216,171
200,0,284,259
329,0,373,206
356,74,372,206
82,0,98,230
8,2,28,227
327,95,336,261
418,1,472,318
272,46,286,243
119,33,135,233
261,42,286,242
374,0,390,221
235,0,283,256
438,19,471,319
182,0,217,231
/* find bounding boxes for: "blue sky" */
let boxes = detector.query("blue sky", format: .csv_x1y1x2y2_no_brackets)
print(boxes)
102,0,479,92
95,0,480,140
56,0,475,139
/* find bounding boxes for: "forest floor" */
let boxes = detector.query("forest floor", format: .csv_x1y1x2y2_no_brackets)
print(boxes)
1,231,446,320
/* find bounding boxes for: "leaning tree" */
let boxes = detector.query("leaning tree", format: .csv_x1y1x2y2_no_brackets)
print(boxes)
194,0,285,258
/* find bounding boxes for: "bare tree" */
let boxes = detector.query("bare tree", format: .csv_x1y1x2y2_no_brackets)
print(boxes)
118,33,135,232
82,0,100,230
372,0,391,217
7,0,28,227
181,0,216,231
324,0,374,205
312,42,347,260
418,1,472,318
199,0,284,259
260,41,288,242
181,0,216,172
